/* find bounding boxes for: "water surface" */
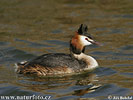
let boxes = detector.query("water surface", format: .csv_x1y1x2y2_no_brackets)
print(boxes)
0,0,133,100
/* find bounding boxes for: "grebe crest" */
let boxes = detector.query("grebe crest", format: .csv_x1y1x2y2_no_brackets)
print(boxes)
15,24,100,76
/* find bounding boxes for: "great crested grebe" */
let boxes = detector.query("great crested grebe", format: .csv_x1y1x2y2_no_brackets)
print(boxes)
15,24,100,76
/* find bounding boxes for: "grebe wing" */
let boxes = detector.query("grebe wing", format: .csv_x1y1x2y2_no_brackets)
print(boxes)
25,53,86,70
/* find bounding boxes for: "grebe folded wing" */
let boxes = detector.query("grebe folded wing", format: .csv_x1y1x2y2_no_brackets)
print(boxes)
25,53,87,71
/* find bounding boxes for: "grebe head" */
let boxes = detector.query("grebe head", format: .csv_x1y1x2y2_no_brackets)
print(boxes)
78,24,99,46
70,24,100,54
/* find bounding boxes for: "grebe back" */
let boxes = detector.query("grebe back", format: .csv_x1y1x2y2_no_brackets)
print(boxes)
15,24,100,76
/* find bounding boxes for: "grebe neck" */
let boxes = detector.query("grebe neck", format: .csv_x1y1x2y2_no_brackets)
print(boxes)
70,42,98,70
70,42,85,55
73,53,98,69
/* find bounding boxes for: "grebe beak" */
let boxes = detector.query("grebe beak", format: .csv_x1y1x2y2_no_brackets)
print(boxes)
85,38,101,46
90,40,101,46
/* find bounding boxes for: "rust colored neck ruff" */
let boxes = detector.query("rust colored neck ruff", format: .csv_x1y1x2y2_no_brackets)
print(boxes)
70,33,85,55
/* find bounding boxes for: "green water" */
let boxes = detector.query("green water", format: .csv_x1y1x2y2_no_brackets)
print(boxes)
0,0,133,100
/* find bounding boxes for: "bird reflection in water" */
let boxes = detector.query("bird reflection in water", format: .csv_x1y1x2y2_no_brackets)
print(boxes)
73,73,101,96
16,72,101,98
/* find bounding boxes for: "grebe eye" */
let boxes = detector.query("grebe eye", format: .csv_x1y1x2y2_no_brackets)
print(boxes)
85,38,88,40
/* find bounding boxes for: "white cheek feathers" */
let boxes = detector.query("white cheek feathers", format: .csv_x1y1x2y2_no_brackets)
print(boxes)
79,35,92,46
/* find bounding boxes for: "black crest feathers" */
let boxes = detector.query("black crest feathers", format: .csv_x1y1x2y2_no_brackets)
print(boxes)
77,24,92,39
78,24,88,35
